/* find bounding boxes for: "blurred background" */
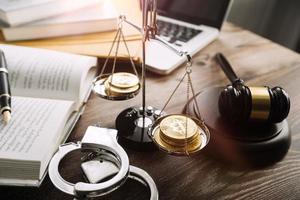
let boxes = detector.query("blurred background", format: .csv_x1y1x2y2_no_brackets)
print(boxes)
228,0,300,53
0,0,299,54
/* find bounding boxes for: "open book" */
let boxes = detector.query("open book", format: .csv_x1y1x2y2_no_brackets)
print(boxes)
0,44,97,186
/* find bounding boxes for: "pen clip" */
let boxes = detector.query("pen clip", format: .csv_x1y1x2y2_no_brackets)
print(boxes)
0,50,8,69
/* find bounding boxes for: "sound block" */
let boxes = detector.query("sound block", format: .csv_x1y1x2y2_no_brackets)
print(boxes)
183,87,291,168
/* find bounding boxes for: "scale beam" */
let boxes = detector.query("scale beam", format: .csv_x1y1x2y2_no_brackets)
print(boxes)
96,0,204,152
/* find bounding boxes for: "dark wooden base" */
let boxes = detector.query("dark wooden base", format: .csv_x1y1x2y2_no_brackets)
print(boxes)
115,107,157,151
184,87,291,168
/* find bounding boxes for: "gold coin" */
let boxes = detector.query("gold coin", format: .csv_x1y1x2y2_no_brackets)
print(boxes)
160,115,198,140
104,78,140,95
107,73,139,89
152,126,202,155
160,128,200,147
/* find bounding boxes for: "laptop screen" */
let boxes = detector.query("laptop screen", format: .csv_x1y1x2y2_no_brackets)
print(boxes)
157,0,231,29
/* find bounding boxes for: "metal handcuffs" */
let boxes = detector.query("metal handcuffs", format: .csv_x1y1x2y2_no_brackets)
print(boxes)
48,126,159,200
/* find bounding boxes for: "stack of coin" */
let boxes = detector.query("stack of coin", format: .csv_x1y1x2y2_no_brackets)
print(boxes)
104,72,140,97
152,114,202,154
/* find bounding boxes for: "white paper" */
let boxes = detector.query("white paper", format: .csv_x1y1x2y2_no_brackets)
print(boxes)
0,44,97,103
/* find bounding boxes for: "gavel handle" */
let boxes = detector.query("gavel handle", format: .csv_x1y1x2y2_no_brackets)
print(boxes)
214,53,243,84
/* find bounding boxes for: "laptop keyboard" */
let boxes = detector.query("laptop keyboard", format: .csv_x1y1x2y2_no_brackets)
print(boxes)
157,20,202,47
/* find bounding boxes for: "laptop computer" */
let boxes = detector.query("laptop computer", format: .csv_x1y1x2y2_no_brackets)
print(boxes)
145,0,233,75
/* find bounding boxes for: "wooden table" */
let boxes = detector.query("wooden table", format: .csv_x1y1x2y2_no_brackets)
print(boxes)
1,22,300,200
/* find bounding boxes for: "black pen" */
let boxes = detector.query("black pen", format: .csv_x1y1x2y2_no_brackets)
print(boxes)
0,50,11,124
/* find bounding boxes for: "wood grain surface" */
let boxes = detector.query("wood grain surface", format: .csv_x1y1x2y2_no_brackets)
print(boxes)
1,22,300,200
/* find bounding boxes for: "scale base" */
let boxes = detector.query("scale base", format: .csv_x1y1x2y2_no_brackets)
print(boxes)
184,87,291,168
115,106,162,151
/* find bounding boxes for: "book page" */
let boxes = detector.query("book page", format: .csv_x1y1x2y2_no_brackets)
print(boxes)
0,96,74,162
0,44,97,103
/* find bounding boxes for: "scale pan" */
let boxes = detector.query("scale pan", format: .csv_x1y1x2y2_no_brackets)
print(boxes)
92,74,141,101
149,114,210,156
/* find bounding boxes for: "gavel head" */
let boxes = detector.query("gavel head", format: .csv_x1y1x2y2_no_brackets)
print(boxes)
218,82,290,124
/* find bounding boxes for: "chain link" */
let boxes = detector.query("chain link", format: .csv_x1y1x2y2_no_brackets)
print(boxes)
158,53,204,155
110,29,122,84
120,29,139,77
185,68,191,155
99,28,121,77
159,72,187,115
98,18,140,80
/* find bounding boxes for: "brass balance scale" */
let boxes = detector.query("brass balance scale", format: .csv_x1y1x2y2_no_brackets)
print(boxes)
92,0,210,156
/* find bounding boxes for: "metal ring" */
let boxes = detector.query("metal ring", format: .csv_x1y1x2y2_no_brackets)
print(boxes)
0,68,8,73
49,127,130,198
0,94,10,98
0,106,11,113
128,166,159,200
80,153,159,200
